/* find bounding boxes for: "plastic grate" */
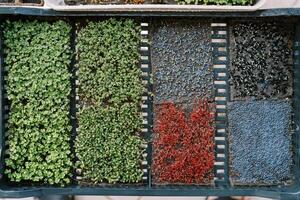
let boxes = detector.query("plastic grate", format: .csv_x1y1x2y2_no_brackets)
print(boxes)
140,21,153,185
211,22,229,187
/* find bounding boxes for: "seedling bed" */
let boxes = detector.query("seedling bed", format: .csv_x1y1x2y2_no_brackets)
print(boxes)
151,19,215,185
0,17,151,187
74,18,149,186
0,16,299,199
228,20,295,186
228,100,293,185
229,21,294,101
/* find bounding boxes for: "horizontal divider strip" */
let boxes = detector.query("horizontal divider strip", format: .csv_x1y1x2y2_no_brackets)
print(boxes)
213,64,227,69
214,168,225,174
211,23,227,27
215,161,225,166
211,38,227,43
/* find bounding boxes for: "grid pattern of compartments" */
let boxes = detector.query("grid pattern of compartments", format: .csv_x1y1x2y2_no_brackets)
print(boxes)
74,21,151,185
140,21,152,184
211,22,229,187
0,19,298,198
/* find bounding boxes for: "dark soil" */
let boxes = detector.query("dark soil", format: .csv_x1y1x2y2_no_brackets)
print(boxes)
229,21,294,100
228,100,293,185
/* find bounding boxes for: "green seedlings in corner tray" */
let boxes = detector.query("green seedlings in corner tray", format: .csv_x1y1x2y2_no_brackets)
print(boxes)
3,20,73,186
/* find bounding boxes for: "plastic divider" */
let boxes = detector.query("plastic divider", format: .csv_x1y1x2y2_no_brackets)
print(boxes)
211,22,230,187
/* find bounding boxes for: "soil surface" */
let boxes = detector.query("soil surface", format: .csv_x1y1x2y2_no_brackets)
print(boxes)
228,100,293,185
151,20,214,185
229,21,294,100
152,101,215,185
151,19,213,106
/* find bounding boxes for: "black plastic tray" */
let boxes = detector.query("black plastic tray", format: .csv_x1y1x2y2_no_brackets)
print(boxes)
0,14,299,199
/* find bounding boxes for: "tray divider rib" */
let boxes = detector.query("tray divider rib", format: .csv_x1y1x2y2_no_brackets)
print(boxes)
140,21,153,188
211,22,230,187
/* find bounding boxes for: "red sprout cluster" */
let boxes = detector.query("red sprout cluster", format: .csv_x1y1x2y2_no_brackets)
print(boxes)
153,100,215,184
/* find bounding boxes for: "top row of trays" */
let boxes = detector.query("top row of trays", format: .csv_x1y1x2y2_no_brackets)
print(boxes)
0,0,255,6
64,0,255,5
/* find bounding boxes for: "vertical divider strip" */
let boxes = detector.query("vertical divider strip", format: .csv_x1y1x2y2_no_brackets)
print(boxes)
74,21,82,182
211,22,230,187
140,21,153,188
69,20,78,184
0,20,5,179
293,22,300,185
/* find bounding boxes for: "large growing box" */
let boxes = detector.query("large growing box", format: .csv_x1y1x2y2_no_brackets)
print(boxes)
0,12,299,200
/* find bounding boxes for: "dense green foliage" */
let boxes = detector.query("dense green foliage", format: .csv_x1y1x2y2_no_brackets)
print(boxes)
75,19,145,184
4,20,73,185
176,0,254,5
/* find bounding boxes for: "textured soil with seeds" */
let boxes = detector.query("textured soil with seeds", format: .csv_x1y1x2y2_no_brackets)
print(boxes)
229,21,294,100
151,19,214,105
152,101,215,184
228,100,293,185
151,20,215,184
